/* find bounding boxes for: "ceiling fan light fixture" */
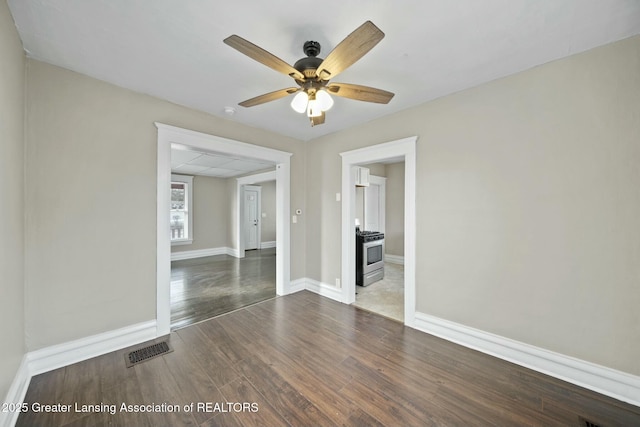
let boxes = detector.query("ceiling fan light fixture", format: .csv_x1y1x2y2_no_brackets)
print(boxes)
225,21,393,126
290,91,308,113
316,89,334,111
306,98,323,118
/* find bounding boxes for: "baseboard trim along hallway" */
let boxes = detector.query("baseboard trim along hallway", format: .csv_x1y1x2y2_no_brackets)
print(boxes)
170,245,276,262
170,247,235,261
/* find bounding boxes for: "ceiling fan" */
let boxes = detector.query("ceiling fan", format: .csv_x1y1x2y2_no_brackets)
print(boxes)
223,21,394,126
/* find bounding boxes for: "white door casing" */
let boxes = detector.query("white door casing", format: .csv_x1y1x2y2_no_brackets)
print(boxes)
236,171,276,257
156,123,292,336
340,136,417,327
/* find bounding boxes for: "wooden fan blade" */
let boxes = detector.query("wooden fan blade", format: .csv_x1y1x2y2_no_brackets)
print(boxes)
239,87,300,107
315,21,384,80
310,112,325,126
326,83,394,104
224,35,305,80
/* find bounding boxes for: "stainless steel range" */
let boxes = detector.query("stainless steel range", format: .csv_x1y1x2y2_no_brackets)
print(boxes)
356,230,385,286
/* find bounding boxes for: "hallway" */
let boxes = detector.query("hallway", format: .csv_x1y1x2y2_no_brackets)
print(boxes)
170,248,276,330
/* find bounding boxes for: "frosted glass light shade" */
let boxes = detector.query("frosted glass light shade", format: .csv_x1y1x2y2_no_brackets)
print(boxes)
316,90,334,111
290,92,308,113
306,99,323,117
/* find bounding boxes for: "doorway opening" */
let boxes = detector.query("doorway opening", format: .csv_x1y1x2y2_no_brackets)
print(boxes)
352,164,405,322
170,174,278,330
243,185,262,251
156,123,292,336
340,136,417,327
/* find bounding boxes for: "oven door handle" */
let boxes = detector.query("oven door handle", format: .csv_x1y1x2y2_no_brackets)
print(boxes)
363,239,384,248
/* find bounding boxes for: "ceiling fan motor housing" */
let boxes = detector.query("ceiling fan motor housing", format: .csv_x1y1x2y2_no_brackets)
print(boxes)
294,41,324,80
303,40,321,57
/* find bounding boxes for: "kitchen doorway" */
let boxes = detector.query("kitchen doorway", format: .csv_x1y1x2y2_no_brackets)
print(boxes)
340,136,417,327
353,165,404,322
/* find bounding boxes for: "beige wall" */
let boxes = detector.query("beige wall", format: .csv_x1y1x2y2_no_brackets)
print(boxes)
260,180,277,243
366,163,386,177
24,60,306,351
0,0,25,399
306,35,640,375
171,175,229,253
385,162,405,257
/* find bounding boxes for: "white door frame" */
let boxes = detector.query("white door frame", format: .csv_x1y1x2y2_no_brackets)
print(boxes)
236,170,276,257
156,123,292,336
340,136,417,327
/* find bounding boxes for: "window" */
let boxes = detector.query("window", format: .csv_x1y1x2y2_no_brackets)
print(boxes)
171,174,193,245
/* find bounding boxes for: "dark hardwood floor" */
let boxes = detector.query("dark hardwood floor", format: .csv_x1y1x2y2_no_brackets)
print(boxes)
17,291,640,427
171,248,276,330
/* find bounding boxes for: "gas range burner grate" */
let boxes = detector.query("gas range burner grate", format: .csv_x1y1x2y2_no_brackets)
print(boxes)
356,230,385,242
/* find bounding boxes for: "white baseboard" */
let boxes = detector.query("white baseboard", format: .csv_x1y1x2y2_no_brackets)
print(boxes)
413,312,640,407
1,320,157,427
288,278,308,294
260,241,276,249
171,247,231,261
303,278,344,302
285,277,343,302
171,244,274,261
226,247,240,258
385,254,404,265
1,357,30,427
27,320,158,376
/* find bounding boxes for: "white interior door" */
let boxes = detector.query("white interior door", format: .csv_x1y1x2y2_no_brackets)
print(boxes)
243,186,261,250
364,176,386,233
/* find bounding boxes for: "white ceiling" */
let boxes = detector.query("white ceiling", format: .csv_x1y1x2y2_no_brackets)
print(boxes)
171,145,275,178
8,1,640,142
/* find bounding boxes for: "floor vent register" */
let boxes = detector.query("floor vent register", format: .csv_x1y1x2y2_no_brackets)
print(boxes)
125,341,173,368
